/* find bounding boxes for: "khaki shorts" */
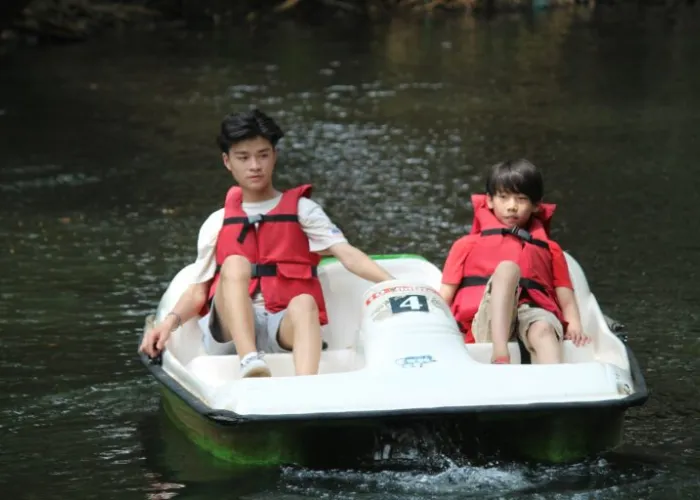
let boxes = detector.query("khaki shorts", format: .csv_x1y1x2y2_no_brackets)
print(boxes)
472,278,564,351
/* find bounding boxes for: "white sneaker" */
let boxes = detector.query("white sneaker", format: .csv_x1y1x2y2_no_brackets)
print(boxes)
240,352,271,378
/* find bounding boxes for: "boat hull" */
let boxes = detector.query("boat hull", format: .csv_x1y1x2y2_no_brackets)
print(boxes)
157,378,635,468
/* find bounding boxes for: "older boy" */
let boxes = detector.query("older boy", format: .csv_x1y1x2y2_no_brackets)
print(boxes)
140,109,393,377
439,159,590,364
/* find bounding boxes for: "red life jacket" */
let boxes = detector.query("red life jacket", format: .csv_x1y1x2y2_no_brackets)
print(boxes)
451,194,565,343
205,184,328,325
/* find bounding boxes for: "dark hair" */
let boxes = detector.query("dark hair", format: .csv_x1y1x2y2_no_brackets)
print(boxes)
485,159,544,203
216,108,285,153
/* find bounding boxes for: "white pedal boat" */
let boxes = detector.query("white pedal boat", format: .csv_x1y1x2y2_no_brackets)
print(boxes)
139,253,648,466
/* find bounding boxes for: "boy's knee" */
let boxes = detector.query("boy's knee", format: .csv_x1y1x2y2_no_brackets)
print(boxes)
287,294,318,316
220,255,252,282
493,260,521,280
526,321,558,344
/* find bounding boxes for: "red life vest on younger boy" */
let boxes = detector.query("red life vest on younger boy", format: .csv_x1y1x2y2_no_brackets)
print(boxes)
206,184,328,325
451,194,565,343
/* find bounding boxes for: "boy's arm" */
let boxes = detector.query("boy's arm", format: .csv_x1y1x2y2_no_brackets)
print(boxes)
439,283,459,305
325,242,394,283
141,210,222,357
140,280,211,358
439,236,474,305
555,286,582,329
298,199,393,283
550,242,590,346
555,287,589,346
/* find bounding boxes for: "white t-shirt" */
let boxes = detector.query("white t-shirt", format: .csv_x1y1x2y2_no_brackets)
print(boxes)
189,193,347,308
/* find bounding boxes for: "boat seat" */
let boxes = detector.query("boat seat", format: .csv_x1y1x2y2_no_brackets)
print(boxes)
465,340,596,364
466,342,523,364
185,348,364,385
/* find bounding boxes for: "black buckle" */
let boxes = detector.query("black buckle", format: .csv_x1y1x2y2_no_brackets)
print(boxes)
508,226,533,243
238,214,264,243
247,214,264,225
250,264,319,278
251,264,276,277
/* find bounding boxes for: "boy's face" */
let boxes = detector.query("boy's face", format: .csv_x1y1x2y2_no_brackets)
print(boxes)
487,190,538,228
222,136,276,194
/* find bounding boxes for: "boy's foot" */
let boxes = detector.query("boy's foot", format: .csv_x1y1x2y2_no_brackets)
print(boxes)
240,352,272,378
492,355,511,364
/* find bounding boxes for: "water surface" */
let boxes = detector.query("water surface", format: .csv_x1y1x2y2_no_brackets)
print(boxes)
1,5,699,499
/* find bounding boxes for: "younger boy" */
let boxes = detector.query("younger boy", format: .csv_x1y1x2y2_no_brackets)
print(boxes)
439,159,590,364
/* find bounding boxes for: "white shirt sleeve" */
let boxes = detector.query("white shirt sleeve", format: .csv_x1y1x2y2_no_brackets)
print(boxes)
190,208,224,284
297,197,348,253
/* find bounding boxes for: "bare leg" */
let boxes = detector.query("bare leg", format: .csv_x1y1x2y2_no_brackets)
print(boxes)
526,320,562,364
488,261,521,361
213,255,257,357
277,294,322,375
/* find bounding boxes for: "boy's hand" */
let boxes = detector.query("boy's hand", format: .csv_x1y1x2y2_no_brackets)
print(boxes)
564,321,591,347
139,315,177,358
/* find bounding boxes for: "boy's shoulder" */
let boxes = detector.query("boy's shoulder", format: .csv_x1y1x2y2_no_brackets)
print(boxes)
545,237,563,253
449,233,480,250
457,230,480,242
297,195,323,213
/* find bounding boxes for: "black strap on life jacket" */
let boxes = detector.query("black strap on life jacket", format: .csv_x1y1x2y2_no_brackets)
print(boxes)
214,263,318,278
480,227,549,249
222,213,299,244
458,275,547,294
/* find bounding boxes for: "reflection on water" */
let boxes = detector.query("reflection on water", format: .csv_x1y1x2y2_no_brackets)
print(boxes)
1,4,699,499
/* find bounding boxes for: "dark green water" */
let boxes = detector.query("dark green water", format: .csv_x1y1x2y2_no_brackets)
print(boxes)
1,5,699,498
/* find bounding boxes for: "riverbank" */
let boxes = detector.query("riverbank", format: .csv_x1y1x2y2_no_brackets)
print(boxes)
1,0,161,48
1,0,694,54
1,0,578,51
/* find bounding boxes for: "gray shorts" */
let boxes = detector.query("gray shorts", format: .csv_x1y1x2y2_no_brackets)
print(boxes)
199,303,289,356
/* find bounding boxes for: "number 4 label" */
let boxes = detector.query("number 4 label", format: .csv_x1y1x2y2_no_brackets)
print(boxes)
389,294,429,314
